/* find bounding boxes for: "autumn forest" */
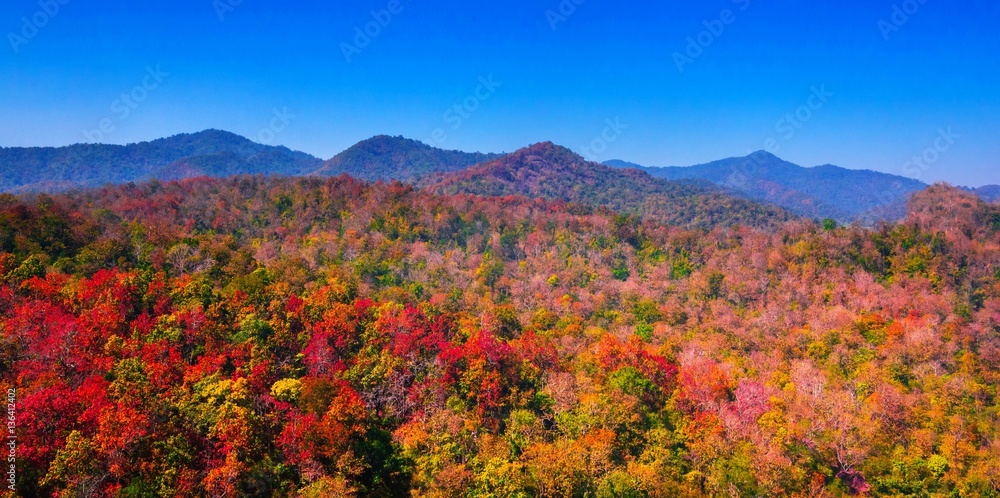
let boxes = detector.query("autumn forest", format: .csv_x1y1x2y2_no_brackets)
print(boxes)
0,169,998,497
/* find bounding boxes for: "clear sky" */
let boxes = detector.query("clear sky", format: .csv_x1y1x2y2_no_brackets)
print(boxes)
1,0,998,186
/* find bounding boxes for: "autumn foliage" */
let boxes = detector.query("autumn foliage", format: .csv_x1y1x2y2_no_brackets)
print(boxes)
2,178,1000,496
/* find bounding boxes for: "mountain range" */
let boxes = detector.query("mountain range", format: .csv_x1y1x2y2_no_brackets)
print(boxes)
968,184,1000,203
1,129,995,225
0,129,323,193
423,142,793,229
604,153,931,223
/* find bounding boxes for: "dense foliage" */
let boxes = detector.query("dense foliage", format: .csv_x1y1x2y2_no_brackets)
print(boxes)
2,176,1000,497
426,143,794,230
314,136,501,182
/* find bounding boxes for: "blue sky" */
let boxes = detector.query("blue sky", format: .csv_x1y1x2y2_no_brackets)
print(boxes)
1,0,998,186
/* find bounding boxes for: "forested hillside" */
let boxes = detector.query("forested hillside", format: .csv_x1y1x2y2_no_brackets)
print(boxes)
312,135,500,181
425,142,794,230
6,128,993,229
0,130,322,193
2,175,1000,497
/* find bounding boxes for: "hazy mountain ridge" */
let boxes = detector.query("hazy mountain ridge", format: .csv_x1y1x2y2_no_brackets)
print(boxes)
4,130,995,225
422,142,795,229
967,185,1000,203
606,152,929,222
0,129,323,192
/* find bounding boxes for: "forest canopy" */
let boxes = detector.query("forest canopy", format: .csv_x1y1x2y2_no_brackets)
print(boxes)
2,176,1000,497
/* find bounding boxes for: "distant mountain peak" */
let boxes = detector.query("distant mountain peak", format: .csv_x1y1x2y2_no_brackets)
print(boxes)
602,152,928,222
356,134,421,146
747,150,781,160
423,141,793,229
159,129,250,143
193,128,243,137
0,130,323,192
505,141,586,163
526,141,559,150
312,135,500,181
